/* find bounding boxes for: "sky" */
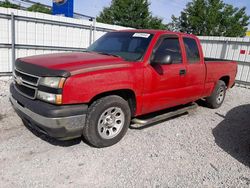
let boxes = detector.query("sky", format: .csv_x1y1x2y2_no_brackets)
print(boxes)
22,0,250,27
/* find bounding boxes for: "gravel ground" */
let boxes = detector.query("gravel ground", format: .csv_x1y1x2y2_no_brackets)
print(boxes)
0,77,250,188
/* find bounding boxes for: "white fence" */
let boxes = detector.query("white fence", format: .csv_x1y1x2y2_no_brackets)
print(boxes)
199,36,250,86
1,8,250,86
0,7,128,74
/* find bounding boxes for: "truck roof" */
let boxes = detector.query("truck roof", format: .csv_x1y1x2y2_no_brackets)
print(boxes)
117,29,196,38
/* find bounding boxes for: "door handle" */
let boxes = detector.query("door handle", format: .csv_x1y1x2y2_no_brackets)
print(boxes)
179,69,186,75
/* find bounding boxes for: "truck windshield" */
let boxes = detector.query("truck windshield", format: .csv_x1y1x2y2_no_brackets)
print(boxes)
87,32,153,61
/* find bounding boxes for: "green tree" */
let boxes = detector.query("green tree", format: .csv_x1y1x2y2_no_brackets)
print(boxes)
27,3,51,14
168,0,250,37
96,0,166,29
0,0,20,9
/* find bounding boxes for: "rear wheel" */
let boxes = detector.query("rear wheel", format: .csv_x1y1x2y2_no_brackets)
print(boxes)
83,95,131,148
205,80,226,109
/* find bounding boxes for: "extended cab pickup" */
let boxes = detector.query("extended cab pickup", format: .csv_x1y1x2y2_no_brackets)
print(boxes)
10,30,237,147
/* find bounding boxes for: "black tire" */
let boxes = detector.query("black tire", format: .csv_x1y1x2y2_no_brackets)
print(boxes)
205,80,226,109
83,95,131,148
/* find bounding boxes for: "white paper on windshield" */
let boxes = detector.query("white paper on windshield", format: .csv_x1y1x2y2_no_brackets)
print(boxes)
133,33,150,38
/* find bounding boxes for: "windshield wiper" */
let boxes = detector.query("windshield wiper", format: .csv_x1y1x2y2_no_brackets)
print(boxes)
93,51,123,59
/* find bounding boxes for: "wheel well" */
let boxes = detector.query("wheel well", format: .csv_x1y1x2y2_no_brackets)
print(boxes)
89,89,136,117
219,76,230,87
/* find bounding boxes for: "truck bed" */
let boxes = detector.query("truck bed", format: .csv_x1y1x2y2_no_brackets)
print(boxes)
204,57,233,63
203,58,237,97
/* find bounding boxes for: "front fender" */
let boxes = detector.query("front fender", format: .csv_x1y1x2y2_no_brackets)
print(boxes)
62,66,143,105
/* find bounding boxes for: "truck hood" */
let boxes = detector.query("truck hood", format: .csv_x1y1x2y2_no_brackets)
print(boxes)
15,52,131,77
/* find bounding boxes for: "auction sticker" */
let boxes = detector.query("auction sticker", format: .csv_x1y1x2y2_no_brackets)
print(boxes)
133,33,150,38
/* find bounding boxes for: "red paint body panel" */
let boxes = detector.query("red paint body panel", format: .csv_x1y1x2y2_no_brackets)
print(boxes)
203,61,237,96
21,52,124,73
19,30,237,116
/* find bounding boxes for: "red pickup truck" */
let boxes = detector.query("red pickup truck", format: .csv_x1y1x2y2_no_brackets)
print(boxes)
10,30,237,147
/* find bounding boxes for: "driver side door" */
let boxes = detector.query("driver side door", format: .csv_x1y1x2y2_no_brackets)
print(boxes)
142,35,189,114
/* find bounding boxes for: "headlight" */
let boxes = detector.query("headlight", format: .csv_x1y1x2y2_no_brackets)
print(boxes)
39,77,65,88
37,91,62,104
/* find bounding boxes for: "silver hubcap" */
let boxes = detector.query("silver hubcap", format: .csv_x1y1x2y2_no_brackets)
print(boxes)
216,87,225,104
97,107,125,139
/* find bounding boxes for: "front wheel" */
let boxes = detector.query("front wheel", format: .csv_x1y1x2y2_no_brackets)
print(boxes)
83,95,131,148
205,80,226,109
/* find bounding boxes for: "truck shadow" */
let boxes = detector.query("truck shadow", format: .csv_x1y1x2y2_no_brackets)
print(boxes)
213,104,250,167
22,120,82,147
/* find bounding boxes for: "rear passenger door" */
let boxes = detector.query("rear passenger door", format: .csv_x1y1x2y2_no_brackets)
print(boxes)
183,37,206,101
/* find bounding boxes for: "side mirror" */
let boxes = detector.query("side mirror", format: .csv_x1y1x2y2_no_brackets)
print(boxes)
152,52,172,65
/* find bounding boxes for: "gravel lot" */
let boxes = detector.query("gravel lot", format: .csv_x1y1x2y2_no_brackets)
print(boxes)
0,77,250,188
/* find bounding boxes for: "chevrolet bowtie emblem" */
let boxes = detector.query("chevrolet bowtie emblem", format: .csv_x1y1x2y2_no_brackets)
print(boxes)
16,76,23,85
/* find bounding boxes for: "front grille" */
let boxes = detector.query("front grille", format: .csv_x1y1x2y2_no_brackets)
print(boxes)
13,69,40,99
14,82,36,98
14,69,39,86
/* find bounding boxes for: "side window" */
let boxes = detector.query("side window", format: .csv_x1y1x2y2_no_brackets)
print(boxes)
154,38,182,64
183,38,201,64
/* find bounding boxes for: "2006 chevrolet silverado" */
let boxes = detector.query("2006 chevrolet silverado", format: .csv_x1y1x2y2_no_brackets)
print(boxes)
10,30,237,147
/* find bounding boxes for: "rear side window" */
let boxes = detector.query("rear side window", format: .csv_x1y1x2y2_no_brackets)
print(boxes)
183,38,200,64
155,38,182,64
